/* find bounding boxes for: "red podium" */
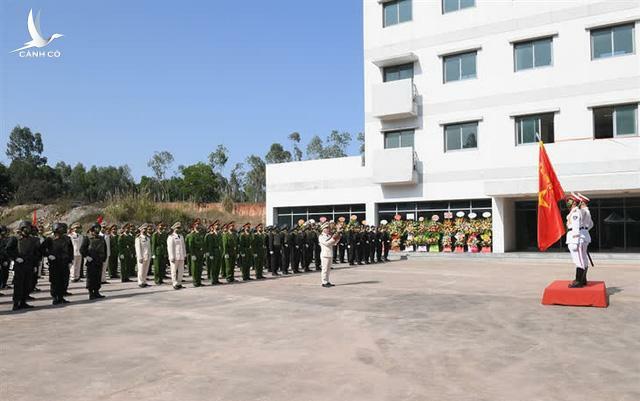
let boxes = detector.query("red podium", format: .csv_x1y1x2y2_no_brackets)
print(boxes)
541,280,608,308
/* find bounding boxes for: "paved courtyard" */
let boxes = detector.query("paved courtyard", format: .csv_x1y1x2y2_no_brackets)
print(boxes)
1,258,639,401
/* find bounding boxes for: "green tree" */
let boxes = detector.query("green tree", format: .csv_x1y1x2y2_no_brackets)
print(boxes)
0,162,13,204
5,125,47,165
208,144,229,174
147,151,175,201
357,132,365,155
179,162,221,202
306,135,324,160
228,163,246,202
323,130,352,158
265,143,292,164
243,155,265,202
288,132,303,161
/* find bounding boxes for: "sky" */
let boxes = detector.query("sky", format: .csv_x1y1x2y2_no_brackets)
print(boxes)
0,0,364,179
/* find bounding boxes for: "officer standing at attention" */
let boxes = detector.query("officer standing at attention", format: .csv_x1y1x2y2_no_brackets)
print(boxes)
43,222,74,304
167,222,186,290
7,221,41,311
107,225,119,279
319,222,341,288
186,221,206,287
81,223,107,300
311,222,321,271
0,225,11,294
100,223,111,284
222,222,238,283
380,220,391,262
151,222,169,285
238,223,253,281
566,193,593,288
205,221,222,285
268,223,282,276
135,223,152,288
264,226,272,273
118,224,135,282
281,225,291,274
252,224,266,280
69,223,84,282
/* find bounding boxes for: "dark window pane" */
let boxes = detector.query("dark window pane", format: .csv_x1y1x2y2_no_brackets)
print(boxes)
462,123,478,149
600,209,626,251
460,0,475,9
385,132,401,149
450,200,471,210
625,206,640,251
460,53,476,79
443,0,458,13
615,105,637,136
593,106,614,139
472,199,492,208
378,203,397,213
384,2,398,27
398,0,412,23
333,205,350,213
384,63,413,82
445,125,461,151
613,25,634,55
396,202,417,211
540,113,555,143
444,56,459,82
592,29,612,58
534,39,552,66
277,207,292,215
515,42,533,70
292,207,306,214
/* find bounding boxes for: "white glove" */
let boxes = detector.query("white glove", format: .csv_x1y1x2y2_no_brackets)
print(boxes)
253,254,258,257
16,257,24,263
48,255,56,261
270,251,274,255
152,255,156,259
209,256,214,260
119,255,124,260
204,253,209,258
347,245,351,248
224,254,229,259
191,256,197,261
240,254,245,257
86,256,93,262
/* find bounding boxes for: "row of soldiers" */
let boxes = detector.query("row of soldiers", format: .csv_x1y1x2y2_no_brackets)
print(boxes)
0,218,394,312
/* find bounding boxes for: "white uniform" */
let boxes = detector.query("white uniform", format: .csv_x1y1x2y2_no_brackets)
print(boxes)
566,206,589,269
135,234,151,285
167,233,186,287
101,233,111,282
69,232,84,280
319,232,338,285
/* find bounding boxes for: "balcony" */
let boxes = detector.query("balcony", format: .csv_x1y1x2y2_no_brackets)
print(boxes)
372,147,418,185
372,79,418,120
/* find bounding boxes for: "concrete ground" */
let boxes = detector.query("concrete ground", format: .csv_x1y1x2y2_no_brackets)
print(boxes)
1,258,639,401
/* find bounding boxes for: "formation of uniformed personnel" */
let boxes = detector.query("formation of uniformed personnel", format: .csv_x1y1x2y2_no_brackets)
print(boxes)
42,222,73,304
81,223,107,300
238,223,253,281
151,222,169,285
281,225,292,274
268,224,282,276
565,193,594,288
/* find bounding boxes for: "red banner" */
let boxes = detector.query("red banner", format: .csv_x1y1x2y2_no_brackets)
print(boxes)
537,142,566,251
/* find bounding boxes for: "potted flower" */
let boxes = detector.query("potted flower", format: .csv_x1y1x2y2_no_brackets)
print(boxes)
454,231,466,253
441,216,454,252
415,234,428,252
453,212,466,252
480,232,492,253
426,216,442,252
441,234,453,252
480,212,492,253
467,233,480,253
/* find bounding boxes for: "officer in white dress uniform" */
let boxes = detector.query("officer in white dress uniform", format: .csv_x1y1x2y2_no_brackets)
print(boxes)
135,224,152,288
566,193,593,288
167,222,187,290
69,223,84,282
318,222,341,288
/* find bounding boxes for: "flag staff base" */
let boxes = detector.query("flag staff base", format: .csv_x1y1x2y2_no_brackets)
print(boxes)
542,280,608,308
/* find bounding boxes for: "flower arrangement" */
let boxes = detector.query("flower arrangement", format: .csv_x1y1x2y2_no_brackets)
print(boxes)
466,233,480,252
454,231,466,247
480,232,492,247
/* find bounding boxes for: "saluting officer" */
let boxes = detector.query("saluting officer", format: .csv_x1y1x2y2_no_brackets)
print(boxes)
81,223,107,300
43,222,74,305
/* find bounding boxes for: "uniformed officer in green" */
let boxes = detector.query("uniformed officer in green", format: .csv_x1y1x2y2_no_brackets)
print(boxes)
222,222,238,283
186,220,205,287
151,222,169,285
81,223,107,300
238,223,253,281
205,220,222,285
107,224,119,279
118,224,135,282
252,224,266,280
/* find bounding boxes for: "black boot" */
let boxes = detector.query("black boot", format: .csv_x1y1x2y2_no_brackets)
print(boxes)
581,268,588,286
568,268,584,288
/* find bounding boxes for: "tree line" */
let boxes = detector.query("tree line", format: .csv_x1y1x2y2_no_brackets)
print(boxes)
0,126,363,205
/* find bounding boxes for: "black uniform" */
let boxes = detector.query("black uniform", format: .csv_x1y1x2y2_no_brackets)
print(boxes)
294,230,305,272
264,230,271,273
6,234,41,308
346,230,356,265
369,230,377,263
0,234,10,289
382,230,391,261
307,229,320,271
281,229,290,274
268,229,282,275
375,229,383,262
43,234,74,302
80,233,107,298
356,231,365,265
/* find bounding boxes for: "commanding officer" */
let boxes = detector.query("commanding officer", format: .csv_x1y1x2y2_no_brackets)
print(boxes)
238,223,253,281
7,221,41,310
167,222,186,289
81,223,107,300
69,223,84,282
205,221,222,285
222,222,238,283
0,225,11,292
107,225,119,279
151,222,169,285
186,221,206,287
318,222,340,288
268,224,282,276
252,224,266,280
281,225,291,274
566,193,594,288
118,224,135,282
43,223,74,304
135,224,152,288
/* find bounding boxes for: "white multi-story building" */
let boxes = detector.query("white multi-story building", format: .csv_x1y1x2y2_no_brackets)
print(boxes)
266,0,640,253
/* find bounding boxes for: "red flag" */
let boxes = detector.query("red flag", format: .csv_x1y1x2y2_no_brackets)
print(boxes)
32,210,37,226
537,142,565,251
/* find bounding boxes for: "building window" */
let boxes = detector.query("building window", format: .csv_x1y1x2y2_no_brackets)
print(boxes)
591,24,635,59
383,63,414,82
515,113,555,145
514,38,553,71
384,0,412,27
593,104,638,139
443,0,475,14
275,204,366,228
444,122,478,151
444,52,477,83
378,198,491,226
384,129,415,149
